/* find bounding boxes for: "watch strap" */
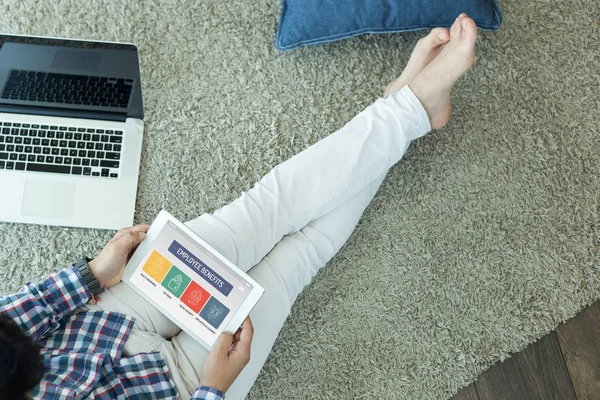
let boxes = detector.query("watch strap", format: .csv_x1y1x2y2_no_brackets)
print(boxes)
74,257,103,296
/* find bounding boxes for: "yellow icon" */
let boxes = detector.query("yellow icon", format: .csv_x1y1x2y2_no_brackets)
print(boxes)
142,250,172,283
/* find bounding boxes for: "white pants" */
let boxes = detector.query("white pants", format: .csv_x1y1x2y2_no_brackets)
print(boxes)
86,85,430,399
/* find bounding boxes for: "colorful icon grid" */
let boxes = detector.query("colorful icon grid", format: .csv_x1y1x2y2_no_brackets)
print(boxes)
141,250,230,328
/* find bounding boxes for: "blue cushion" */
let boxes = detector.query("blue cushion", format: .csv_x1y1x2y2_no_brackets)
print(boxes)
276,0,503,51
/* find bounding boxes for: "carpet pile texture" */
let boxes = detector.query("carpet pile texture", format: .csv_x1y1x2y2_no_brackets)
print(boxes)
0,0,598,398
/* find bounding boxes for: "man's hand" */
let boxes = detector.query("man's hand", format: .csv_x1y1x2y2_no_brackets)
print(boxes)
201,317,254,393
88,224,150,289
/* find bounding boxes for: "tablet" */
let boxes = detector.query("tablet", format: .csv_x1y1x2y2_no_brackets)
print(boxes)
122,210,264,351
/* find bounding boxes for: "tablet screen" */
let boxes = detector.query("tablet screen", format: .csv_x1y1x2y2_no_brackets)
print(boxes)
128,219,254,345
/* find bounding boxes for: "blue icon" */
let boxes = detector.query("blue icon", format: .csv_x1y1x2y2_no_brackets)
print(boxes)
199,297,230,329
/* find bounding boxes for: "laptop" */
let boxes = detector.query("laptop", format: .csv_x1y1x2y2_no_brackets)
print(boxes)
0,34,145,230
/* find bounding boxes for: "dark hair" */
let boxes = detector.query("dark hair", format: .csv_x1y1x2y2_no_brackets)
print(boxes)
0,315,44,400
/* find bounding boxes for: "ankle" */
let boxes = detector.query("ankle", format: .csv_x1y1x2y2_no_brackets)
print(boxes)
408,80,451,130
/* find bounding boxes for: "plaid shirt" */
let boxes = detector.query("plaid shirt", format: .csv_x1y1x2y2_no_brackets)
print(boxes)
0,267,225,400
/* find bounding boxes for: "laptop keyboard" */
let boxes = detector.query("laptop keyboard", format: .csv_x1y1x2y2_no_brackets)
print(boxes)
1,70,133,108
0,121,122,178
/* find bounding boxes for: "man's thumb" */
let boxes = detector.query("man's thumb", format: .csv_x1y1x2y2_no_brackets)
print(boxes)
213,331,234,354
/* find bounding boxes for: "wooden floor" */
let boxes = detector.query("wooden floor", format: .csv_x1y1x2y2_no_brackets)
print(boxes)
451,301,600,400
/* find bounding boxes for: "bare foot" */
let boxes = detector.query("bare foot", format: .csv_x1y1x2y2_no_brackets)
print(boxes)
383,27,451,98
408,15,477,129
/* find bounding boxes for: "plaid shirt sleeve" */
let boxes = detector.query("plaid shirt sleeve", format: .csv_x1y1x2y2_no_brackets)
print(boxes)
190,386,225,400
0,266,91,341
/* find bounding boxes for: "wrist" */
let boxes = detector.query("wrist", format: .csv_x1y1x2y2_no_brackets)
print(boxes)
197,385,225,398
200,380,226,393
74,257,104,296
87,259,101,284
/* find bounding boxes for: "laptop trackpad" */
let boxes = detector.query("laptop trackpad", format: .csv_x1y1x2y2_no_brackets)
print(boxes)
21,181,75,219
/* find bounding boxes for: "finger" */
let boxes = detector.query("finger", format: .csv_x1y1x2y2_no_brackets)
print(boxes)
120,230,147,244
110,224,151,244
242,317,253,333
109,227,131,244
213,331,234,355
116,231,147,258
232,317,253,356
233,327,243,343
131,224,151,233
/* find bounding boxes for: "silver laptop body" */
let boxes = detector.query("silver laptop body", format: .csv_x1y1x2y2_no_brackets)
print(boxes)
0,34,145,230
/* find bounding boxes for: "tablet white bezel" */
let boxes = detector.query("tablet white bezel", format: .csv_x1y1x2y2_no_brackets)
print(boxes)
122,209,265,351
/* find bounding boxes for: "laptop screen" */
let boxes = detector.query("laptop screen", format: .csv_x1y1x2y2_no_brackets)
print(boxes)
0,34,137,52
0,34,143,119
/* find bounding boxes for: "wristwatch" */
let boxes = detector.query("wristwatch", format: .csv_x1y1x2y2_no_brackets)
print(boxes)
73,257,103,296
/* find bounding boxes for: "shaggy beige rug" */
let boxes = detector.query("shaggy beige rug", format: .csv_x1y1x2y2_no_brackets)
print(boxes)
0,0,598,398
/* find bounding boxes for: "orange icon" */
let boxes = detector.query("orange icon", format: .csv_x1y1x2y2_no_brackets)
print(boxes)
181,281,211,313
142,250,172,283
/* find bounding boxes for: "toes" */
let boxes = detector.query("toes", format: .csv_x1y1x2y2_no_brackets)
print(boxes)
416,28,449,53
460,17,478,44
449,16,464,40
430,27,450,45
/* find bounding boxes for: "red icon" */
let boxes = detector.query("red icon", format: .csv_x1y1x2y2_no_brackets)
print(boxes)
180,281,210,313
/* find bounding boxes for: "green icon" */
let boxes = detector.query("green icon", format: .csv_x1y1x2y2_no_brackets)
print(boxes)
161,266,191,298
